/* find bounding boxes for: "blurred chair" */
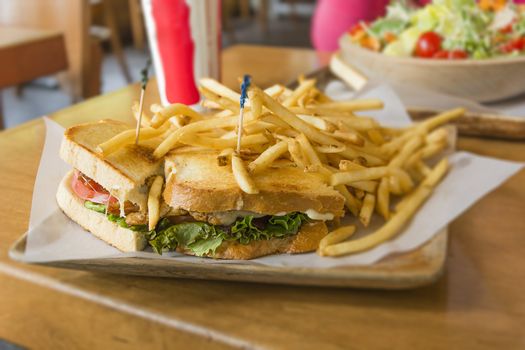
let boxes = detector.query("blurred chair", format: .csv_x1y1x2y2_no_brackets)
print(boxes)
0,0,94,101
128,0,146,50
90,0,132,83
0,27,68,129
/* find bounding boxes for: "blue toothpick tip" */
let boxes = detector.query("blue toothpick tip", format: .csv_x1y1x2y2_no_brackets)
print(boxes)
240,75,251,109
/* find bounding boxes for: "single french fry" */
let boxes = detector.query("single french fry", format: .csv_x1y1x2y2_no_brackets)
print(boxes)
248,88,263,119
147,176,164,230
359,193,376,227
376,177,390,220
318,225,357,251
422,158,449,187
201,99,223,110
151,103,203,128
264,84,285,98
179,133,268,150
97,126,167,156
199,78,241,103
217,148,233,166
232,154,259,194
200,87,240,113
388,175,403,195
426,127,449,144
297,133,322,166
283,79,316,107
132,101,152,127
339,159,366,171
248,141,288,174
418,108,465,132
314,144,347,154
332,130,365,146
337,148,384,167
390,168,414,193
335,185,361,216
287,139,307,169
331,166,390,186
367,129,385,145
389,135,423,168
348,180,378,193
313,99,384,112
297,114,335,131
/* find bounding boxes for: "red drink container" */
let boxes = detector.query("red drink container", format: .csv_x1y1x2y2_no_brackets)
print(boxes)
142,0,221,105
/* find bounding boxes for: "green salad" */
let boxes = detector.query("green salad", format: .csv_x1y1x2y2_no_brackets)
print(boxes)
348,0,525,59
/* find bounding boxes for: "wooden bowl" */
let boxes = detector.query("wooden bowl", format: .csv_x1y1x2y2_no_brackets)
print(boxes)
339,35,525,103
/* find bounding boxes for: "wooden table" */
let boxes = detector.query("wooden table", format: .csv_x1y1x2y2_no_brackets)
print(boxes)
1,45,524,349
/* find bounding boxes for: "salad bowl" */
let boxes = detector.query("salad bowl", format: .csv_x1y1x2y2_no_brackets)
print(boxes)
339,35,525,102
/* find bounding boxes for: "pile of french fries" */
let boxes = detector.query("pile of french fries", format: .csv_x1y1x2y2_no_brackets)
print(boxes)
95,76,464,258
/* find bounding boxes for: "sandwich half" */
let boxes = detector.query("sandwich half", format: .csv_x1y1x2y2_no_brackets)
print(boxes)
156,149,345,259
57,121,345,259
56,120,164,252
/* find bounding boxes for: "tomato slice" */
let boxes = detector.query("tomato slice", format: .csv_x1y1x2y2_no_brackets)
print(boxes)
500,37,525,53
71,170,118,207
415,32,443,58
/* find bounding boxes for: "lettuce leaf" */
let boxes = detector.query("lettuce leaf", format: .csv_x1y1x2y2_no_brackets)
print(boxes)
146,212,308,256
84,201,106,213
84,201,148,232
84,199,309,257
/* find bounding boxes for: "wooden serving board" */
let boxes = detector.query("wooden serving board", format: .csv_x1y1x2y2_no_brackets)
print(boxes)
295,67,525,140
9,229,447,289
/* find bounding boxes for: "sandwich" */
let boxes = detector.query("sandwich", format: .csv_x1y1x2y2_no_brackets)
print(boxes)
154,149,345,259
57,119,164,252
57,121,345,259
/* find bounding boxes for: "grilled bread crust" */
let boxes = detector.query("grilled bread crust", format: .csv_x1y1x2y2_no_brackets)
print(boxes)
164,150,346,217
177,221,328,259
59,120,163,210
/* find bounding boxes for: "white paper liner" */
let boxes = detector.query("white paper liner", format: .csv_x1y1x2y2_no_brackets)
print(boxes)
19,85,523,267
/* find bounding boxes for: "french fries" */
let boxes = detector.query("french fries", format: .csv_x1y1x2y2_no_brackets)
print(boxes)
95,76,462,259
323,159,449,257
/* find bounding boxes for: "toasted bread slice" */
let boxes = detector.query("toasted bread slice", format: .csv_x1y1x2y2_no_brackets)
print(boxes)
164,150,345,217
59,120,163,210
178,221,328,259
56,171,147,252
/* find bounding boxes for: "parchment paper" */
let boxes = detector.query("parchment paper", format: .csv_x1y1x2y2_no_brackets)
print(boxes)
18,85,523,267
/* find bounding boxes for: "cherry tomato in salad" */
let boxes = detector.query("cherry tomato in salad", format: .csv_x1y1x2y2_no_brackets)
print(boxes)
415,32,443,58
71,170,118,207
500,37,525,53
349,22,366,36
433,50,468,59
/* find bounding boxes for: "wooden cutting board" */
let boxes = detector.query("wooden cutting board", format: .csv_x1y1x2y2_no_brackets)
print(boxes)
9,228,447,289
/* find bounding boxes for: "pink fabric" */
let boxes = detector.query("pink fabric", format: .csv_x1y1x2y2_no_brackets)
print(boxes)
311,0,390,52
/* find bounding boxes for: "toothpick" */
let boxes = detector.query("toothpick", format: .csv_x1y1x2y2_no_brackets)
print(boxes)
236,75,251,154
135,59,152,145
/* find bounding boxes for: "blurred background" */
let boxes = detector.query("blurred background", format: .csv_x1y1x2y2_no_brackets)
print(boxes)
0,0,315,129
